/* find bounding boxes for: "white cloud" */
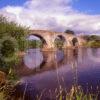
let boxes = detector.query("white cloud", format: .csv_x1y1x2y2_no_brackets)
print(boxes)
0,0,100,34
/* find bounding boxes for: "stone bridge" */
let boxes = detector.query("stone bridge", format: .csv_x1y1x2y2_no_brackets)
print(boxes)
28,30,86,49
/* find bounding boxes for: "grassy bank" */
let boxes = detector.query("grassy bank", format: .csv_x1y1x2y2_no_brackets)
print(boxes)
0,84,98,100
84,40,100,48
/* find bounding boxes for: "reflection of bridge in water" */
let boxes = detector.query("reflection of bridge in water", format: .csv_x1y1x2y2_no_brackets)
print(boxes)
14,48,100,100
15,48,87,76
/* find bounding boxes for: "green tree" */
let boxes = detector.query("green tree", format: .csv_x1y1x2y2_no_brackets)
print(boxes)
0,15,29,51
28,40,43,48
0,15,29,70
54,38,64,48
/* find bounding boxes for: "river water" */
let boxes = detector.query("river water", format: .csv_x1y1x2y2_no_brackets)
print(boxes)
14,48,100,100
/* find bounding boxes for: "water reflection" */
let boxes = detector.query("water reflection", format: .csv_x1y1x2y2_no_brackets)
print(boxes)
14,48,100,100
55,49,64,63
24,49,43,69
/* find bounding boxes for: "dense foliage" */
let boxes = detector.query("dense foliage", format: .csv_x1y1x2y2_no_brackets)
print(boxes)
0,16,29,51
54,38,64,48
83,35,100,47
83,35,100,41
0,15,29,69
28,40,43,48
64,30,75,35
86,40,100,47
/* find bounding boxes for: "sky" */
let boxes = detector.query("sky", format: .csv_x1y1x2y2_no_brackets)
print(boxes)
0,0,100,34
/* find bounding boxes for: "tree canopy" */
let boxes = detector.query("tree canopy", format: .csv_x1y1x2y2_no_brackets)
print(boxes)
64,30,75,35
0,15,29,51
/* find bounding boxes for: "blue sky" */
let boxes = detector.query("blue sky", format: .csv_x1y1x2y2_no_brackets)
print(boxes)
72,0,100,15
0,0,26,8
0,0,100,15
0,0,100,34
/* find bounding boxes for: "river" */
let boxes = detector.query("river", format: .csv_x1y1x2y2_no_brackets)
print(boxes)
14,48,100,100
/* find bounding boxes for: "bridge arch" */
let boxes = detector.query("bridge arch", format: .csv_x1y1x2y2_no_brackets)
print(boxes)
27,34,48,48
71,37,79,46
54,35,66,48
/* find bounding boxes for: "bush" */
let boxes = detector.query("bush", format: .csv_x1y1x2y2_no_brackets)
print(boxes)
0,15,29,51
0,15,28,70
54,39,64,48
86,40,100,48
28,40,43,48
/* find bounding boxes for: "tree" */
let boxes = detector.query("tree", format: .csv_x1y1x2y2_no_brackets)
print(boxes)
64,30,75,35
54,38,64,48
0,15,29,51
28,40,43,48
0,15,29,70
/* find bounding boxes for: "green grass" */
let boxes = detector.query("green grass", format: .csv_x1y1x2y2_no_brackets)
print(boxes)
58,87,98,100
36,86,99,100
0,84,99,100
